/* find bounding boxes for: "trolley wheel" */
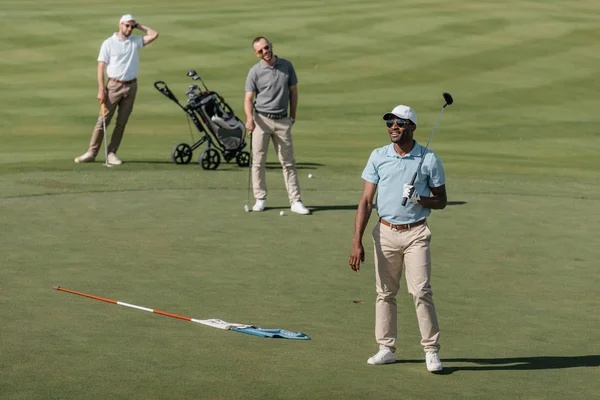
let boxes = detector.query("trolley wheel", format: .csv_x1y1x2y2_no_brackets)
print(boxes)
236,151,251,167
171,143,193,165
199,148,221,170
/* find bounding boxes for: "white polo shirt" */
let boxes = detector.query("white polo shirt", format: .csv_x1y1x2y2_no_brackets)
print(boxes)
98,33,144,81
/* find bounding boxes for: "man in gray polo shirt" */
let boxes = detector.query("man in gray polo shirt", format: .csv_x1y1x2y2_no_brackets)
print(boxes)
348,104,447,372
74,14,158,165
244,36,310,215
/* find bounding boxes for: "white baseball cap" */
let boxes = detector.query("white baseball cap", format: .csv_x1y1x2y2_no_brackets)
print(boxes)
119,14,136,24
382,105,417,125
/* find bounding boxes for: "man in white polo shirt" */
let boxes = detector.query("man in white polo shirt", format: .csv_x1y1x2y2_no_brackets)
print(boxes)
74,14,159,165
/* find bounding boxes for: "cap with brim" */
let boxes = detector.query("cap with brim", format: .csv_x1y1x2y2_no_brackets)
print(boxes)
119,14,136,24
382,105,417,125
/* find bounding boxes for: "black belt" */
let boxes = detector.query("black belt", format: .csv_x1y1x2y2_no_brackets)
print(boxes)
380,218,426,231
257,111,287,120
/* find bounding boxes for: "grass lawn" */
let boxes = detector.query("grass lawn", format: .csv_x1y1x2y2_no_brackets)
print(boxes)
1,0,599,399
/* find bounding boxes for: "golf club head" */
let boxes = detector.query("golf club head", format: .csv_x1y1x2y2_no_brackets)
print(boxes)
443,92,453,106
186,70,201,81
244,204,250,213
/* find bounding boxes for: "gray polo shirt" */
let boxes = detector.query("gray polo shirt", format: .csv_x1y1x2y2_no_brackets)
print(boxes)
245,56,298,115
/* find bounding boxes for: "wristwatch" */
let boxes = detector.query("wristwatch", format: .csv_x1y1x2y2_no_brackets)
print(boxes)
290,118,295,124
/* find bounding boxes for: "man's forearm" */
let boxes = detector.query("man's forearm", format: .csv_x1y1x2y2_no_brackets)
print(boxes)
136,23,156,36
244,98,254,121
352,200,373,244
418,195,447,210
97,62,106,90
289,89,298,119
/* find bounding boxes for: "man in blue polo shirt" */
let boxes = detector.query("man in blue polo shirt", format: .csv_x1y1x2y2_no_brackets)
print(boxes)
348,104,447,372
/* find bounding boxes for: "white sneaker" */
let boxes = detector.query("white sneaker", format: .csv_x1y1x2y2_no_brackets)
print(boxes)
74,152,95,163
107,152,122,165
426,351,443,372
367,347,396,365
290,200,311,215
252,199,266,212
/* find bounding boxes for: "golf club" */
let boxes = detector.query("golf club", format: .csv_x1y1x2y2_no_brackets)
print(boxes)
244,130,253,212
186,69,208,91
101,103,112,168
401,92,453,206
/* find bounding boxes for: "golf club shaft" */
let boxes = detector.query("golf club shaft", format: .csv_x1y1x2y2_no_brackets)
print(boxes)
401,104,448,206
246,130,253,206
101,103,109,166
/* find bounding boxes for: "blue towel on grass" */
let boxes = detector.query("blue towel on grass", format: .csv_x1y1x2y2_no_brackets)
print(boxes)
232,327,310,340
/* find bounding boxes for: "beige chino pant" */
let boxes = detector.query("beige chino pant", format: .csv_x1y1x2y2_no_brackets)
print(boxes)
88,80,138,156
372,221,441,353
251,113,301,204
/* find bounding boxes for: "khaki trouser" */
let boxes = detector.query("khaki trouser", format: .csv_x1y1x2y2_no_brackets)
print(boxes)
373,220,441,353
251,113,301,204
88,80,138,156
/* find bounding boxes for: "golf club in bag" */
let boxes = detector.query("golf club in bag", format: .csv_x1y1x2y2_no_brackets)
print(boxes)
402,92,453,206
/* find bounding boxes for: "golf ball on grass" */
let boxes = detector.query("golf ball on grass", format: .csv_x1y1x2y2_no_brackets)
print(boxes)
279,211,285,216
308,173,313,179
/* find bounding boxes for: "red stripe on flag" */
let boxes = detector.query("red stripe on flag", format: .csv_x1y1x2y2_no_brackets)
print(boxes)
153,310,192,321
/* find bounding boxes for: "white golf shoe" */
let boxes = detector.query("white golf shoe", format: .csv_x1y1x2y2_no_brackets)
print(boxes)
107,152,122,165
426,351,443,372
252,199,266,212
74,152,95,163
367,347,396,365
290,200,310,215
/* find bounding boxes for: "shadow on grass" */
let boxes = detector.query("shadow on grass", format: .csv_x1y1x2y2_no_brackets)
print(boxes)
447,201,467,206
265,201,467,213
123,160,174,164
397,355,600,374
122,161,325,170
265,161,325,170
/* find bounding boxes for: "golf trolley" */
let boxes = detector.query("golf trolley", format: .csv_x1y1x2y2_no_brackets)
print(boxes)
154,70,250,170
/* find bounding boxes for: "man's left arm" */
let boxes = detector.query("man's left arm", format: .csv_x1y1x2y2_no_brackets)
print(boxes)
289,84,298,121
136,23,159,46
416,185,447,209
405,152,447,209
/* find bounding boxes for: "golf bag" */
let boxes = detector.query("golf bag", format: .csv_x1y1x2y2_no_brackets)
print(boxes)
154,70,249,170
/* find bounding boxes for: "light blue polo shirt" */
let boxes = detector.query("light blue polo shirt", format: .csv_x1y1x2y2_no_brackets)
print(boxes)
361,141,445,224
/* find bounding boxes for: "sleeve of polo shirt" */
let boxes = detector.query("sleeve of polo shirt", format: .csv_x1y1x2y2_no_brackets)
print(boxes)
288,62,298,86
244,68,257,93
134,36,144,49
97,40,110,63
361,150,379,184
426,153,446,188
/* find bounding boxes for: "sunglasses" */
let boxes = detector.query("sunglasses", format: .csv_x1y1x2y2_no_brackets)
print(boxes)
385,119,411,128
257,45,270,54
123,24,135,28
